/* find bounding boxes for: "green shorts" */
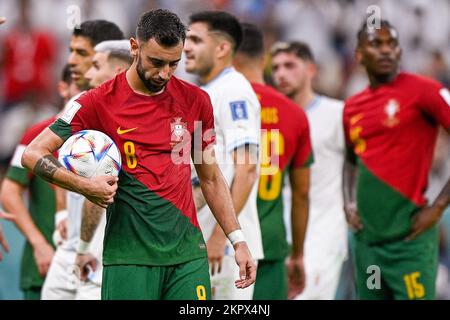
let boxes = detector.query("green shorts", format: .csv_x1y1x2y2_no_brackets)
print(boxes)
23,286,42,300
352,226,438,300
101,258,211,300
253,259,287,300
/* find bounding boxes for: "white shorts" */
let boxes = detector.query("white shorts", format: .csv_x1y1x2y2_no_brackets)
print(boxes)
41,248,78,300
294,252,345,300
210,255,258,300
75,280,101,300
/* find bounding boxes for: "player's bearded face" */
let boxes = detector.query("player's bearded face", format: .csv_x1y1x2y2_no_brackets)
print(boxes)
272,53,308,98
134,39,182,93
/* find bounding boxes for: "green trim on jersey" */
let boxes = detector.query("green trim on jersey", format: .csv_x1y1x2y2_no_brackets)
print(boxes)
103,170,207,266
49,118,73,141
6,166,29,186
301,152,314,168
257,167,289,261
356,158,419,244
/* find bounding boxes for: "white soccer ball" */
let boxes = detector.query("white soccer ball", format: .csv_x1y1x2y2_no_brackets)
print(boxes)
58,130,121,178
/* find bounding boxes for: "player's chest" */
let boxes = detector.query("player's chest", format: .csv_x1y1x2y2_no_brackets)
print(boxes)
100,101,195,152
347,92,421,140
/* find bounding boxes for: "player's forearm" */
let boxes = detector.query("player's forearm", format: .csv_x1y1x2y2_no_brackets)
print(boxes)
343,158,357,206
230,163,258,215
0,181,48,247
291,191,308,257
431,178,450,215
80,200,104,242
22,148,88,195
200,170,241,235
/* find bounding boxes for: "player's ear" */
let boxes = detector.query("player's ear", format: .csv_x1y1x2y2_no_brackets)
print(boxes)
130,38,139,60
355,47,363,65
307,61,317,78
216,40,231,60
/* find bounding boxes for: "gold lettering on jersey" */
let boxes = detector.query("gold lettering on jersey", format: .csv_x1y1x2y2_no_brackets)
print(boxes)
350,113,364,125
350,126,366,155
261,107,279,124
383,99,400,127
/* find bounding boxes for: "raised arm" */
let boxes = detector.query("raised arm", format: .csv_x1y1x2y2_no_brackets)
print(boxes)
21,128,118,208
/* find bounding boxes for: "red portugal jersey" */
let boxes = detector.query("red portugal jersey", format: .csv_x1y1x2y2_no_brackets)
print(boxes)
343,72,450,244
253,83,313,260
50,72,215,266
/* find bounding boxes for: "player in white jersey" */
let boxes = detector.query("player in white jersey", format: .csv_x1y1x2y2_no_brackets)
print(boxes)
184,11,263,300
271,41,347,300
41,37,131,300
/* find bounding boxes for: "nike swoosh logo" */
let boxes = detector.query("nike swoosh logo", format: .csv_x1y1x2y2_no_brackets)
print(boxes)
117,127,138,135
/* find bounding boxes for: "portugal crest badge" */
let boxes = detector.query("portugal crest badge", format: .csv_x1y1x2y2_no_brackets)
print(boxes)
170,117,188,147
383,99,400,127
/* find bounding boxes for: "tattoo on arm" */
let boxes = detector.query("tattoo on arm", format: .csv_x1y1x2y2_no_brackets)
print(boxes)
33,155,63,183
80,201,104,242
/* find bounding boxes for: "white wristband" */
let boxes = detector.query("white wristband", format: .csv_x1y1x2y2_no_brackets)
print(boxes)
55,209,68,226
77,240,91,255
227,229,246,246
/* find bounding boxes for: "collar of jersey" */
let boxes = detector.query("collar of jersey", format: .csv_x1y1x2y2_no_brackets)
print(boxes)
306,94,321,112
202,67,234,89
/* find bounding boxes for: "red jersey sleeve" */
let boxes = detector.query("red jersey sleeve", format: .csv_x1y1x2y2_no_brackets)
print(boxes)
196,89,216,151
418,78,450,129
292,109,313,168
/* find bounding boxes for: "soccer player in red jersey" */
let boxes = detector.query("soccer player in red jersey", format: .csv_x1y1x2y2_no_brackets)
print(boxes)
21,9,256,300
343,19,450,300
233,23,313,300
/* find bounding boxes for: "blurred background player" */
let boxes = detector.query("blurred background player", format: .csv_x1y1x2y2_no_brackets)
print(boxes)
184,11,263,300
343,19,450,300
0,64,76,300
233,23,313,300
41,22,125,300
73,39,132,300
270,41,348,300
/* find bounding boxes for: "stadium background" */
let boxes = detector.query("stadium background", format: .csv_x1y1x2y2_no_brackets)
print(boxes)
0,0,449,299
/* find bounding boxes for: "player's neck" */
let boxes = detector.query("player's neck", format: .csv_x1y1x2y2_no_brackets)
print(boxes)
368,70,399,88
126,67,164,96
200,61,232,85
293,87,315,110
237,66,264,85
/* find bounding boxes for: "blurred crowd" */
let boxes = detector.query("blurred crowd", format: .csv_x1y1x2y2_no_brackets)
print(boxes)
0,0,449,299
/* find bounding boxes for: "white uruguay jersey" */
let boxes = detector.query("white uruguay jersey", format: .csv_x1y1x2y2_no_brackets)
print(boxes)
197,67,264,260
284,95,347,260
60,191,84,252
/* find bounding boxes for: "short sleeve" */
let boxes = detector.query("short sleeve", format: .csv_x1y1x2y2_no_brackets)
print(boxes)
218,88,260,153
418,79,450,129
292,110,314,168
194,90,216,151
49,91,99,141
6,143,30,186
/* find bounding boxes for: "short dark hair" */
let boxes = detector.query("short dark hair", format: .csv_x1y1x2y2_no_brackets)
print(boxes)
237,23,264,57
270,41,315,63
136,9,186,46
357,19,397,44
61,64,72,83
73,20,124,46
189,11,243,52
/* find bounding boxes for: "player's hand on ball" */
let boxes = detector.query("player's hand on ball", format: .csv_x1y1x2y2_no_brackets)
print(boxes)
233,242,256,289
83,176,118,208
344,202,363,231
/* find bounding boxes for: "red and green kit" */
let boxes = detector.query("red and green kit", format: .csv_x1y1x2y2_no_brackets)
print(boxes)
252,83,313,300
344,72,450,299
50,73,215,299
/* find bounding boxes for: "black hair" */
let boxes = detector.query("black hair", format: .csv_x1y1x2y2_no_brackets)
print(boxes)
270,41,315,63
357,19,397,44
189,11,243,52
61,64,72,83
237,23,264,57
73,20,124,46
136,9,186,46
